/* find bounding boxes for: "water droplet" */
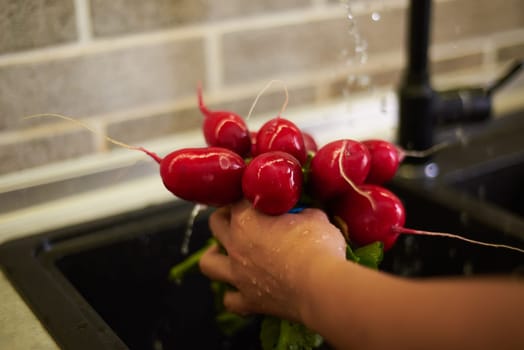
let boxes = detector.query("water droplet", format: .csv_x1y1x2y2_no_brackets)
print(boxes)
321,234,329,240
371,11,381,21
265,286,271,294
242,259,248,266
288,219,296,225
257,290,263,297
251,277,257,285
302,229,311,236
424,162,439,178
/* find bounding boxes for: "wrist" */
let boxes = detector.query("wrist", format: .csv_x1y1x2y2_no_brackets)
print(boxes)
294,253,346,327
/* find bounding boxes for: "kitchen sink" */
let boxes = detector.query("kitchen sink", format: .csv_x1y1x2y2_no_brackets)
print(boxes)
1,112,524,350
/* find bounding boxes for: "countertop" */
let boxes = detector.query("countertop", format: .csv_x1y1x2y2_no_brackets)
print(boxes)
0,270,60,350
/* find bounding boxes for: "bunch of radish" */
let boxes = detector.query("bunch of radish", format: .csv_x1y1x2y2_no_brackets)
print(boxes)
135,84,425,252
139,84,524,255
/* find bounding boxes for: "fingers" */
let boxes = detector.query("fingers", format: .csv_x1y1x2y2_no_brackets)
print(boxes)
199,244,233,282
223,291,253,316
209,206,232,246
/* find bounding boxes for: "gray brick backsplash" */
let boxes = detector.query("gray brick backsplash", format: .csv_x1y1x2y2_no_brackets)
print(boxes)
432,52,484,75
223,19,347,85
214,85,317,120
498,42,524,62
0,160,156,214
106,107,202,148
0,37,206,131
0,127,96,175
433,0,524,43
222,6,406,86
90,0,312,37
0,0,77,54
0,0,523,187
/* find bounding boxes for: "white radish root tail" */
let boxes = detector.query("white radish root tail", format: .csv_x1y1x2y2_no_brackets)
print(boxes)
22,113,163,163
246,79,289,121
395,226,524,254
338,140,376,210
400,141,451,161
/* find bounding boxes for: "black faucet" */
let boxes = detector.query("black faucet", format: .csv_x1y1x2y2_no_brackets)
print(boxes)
397,0,523,164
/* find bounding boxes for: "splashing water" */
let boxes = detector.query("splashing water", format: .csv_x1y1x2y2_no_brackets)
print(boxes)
181,203,208,255
371,11,381,21
340,0,389,110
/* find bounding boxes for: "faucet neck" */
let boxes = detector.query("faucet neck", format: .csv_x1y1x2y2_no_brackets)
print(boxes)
397,0,435,157
405,0,432,85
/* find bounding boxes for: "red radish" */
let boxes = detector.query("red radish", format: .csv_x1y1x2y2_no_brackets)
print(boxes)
197,83,251,157
303,132,318,153
142,146,245,207
242,151,303,215
255,117,307,165
362,139,403,184
308,139,371,202
333,184,403,251
362,139,454,184
333,184,524,253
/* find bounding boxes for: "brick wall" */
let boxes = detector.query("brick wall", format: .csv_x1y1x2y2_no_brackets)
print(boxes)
0,0,523,177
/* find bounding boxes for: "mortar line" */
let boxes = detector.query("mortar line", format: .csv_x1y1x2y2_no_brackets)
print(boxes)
204,33,223,92
73,0,93,43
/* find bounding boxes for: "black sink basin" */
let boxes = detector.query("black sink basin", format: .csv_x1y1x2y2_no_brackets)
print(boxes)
1,113,524,350
385,111,524,276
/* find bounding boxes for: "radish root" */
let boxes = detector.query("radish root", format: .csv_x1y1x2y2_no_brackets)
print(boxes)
246,79,289,121
22,113,163,164
400,141,451,161
395,226,524,254
338,140,376,210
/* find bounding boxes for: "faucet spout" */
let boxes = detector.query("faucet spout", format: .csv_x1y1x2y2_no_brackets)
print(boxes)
396,0,523,166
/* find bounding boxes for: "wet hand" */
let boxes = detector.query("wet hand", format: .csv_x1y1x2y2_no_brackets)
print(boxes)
199,200,346,321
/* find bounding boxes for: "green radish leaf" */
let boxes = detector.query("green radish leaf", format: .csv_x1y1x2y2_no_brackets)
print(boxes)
345,244,360,263
168,238,216,282
354,242,384,269
275,319,323,350
216,311,251,337
261,316,281,350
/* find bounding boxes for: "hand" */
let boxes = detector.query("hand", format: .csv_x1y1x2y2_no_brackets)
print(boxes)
199,200,346,322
